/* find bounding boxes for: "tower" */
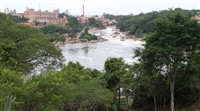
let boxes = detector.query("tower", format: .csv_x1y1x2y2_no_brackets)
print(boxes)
38,1,40,10
82,4,85,17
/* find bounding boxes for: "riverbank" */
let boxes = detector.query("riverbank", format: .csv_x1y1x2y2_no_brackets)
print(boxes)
108,26,144,41
55,26,144,46
60,27,143,70
55,36,107,46
126,35,144,41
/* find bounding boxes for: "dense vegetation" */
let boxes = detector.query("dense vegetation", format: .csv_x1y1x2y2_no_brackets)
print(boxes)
0,13,63,74
131,12,200,111
116,8,200,37
40,24,68,35
88,17,104,28
40,24,68,42
103,13,116,20
40,16,83,42
1,8,200,111
10,15,29,23
67,16,84,37
0,13,114,111
80,28,97,41
1,62,115,111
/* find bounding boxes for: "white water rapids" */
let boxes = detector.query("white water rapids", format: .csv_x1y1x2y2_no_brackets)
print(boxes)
60,27,144,70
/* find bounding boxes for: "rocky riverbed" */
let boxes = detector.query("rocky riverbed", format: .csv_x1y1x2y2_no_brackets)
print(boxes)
55,26,143,46
60,26,144,70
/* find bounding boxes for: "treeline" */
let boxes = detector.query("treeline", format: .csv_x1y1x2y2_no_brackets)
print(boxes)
88,17,105,29
40,16,84,42
115,8,200,37
40,16,104,42
10,15,29,23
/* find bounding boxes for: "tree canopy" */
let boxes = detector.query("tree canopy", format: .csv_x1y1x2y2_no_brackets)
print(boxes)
134,12,200,111
88,17,104,28
116,8,200,37
0,13,63,74
80,28,97,41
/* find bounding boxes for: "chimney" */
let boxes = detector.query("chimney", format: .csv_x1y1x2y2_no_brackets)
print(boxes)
82,4,85,17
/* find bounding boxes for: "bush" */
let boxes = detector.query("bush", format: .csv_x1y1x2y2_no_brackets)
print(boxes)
40,24,68,34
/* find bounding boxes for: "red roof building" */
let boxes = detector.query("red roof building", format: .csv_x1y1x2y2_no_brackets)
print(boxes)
22,8,68,25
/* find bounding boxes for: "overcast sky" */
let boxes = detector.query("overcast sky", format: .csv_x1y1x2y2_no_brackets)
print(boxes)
0,0,199,15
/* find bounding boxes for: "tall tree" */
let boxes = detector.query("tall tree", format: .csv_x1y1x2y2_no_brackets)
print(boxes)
137,12,200,111
104,57,126,90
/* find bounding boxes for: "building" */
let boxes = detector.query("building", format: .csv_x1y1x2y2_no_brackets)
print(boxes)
4,8,17,15
22,7,68,25
4,8,11,14
99,16,111,26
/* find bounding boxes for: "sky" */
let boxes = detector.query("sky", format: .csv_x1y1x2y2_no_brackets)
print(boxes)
0,0,199,15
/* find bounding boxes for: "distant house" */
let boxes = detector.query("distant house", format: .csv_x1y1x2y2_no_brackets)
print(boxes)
4,8,17,15
4,8,11,14
23,8,68,25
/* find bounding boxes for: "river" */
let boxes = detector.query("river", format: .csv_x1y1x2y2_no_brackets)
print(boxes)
60,27,144,70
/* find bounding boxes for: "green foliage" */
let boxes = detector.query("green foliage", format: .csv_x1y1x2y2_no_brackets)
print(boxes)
10,15,29,23
88,17,104,28
0,68,23,110
49,36,65,42
116,8,200,37
40,16,83,41
13,62,115,111
133,12,200,110
103,13,116,20
103,57,126,90
67,16,83,37
80,28,97,41
0,13,63,74
58,12,69,18
40,24,68,35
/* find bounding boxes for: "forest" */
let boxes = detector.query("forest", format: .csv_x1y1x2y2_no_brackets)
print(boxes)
115,8,200,37
0,8,200,111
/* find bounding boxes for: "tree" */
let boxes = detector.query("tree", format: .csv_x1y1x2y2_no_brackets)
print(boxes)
80,28,97,41
0,68,23,110
103,57,128,111
104,57,126,90
136,12,200,111
10,15,29,23
88,17,104,28
68,16,83,34
19,62,115,111
116,8,200,37
0,13,63,74
40,24,68,35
